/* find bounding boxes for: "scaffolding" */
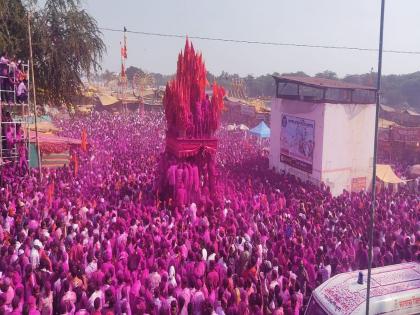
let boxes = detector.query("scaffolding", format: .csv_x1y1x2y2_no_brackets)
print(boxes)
0,61,31,170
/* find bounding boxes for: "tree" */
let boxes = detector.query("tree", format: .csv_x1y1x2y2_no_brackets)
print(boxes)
126,66,144,82
315,70,338,80
206,71,215,84
99,70,118,83
1,0,105,105
150,72,172,87
0,0,28,58
32,0,106,104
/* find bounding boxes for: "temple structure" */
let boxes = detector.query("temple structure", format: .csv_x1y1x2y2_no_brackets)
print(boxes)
159,39,225,207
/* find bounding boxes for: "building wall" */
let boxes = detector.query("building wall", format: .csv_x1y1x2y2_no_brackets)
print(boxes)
322,103,376,195
270,98,376,196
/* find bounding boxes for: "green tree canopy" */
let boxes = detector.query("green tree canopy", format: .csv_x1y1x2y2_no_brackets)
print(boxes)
34,0,105,104
315,70,338,80
0,0,28,58
126,66,144,82
0,0,105,105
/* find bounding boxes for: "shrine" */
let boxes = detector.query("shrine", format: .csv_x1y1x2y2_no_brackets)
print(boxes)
158,39,225,206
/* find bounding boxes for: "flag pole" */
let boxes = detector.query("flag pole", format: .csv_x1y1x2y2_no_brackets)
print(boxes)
27,10,42,180
122,26,127,112
366,0,385,314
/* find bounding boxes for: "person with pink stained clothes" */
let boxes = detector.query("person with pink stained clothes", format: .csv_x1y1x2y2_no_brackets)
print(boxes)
191,163,200,200
175,183,187,208
182,163,190,204
5,125,14,156
186,162,193,203
174,165,183,199
167,163,177,197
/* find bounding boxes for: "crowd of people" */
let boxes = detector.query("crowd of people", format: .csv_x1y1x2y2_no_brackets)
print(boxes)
0,51,28,105
0,110,418,314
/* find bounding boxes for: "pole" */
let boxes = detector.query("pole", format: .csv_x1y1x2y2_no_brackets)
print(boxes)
0,97,2,164
366,0,385,314
123,26,127,112
28,11,42,180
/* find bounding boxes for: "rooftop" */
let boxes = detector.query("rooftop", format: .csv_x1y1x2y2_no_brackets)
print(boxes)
273,75,377,91
272,75,377,104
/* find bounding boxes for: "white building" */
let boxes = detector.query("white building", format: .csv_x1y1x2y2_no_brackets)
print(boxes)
269,76,377,196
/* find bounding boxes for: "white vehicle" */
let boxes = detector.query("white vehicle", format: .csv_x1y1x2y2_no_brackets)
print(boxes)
305,262,420,315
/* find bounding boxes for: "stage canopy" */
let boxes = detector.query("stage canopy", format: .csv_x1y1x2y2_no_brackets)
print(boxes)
376,164,405,184
250,121,270,138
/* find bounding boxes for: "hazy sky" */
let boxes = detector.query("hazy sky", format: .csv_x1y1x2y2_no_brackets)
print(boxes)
83,0,420,77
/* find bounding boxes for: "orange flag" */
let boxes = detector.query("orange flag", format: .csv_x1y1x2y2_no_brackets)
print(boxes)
156,188,160,208
47,181,55,207
71,153,79,177
81,128,88,152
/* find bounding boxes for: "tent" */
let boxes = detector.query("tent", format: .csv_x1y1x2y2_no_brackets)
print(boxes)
376,164,405,184
29,131,82,168
250,121,270,138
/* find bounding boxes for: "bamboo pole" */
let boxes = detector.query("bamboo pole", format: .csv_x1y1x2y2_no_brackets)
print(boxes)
27,11,42,180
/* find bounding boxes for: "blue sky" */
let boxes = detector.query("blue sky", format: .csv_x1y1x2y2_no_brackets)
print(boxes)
83,0,420,77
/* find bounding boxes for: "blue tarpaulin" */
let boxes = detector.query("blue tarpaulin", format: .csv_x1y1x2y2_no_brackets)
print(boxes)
250,121,270,138
29,143,39,168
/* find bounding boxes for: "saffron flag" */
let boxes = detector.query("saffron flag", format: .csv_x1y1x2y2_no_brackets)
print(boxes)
71,153,79,177
120,38,127,78
123,35,128,59
120,35,127,59
123,27,128,58
47,181,55,207
81,128,88,152
121,46,127,59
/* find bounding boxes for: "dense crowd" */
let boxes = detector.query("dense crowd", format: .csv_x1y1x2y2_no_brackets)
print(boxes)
0,110,418,315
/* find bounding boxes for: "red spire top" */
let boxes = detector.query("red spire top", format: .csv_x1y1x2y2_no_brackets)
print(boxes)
163,38,225,138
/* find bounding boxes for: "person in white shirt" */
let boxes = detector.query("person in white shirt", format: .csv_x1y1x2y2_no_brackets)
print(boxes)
17,80,27,103
88,289,104,311
319,256,332,283
85,254,98,278
30,239,42,270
